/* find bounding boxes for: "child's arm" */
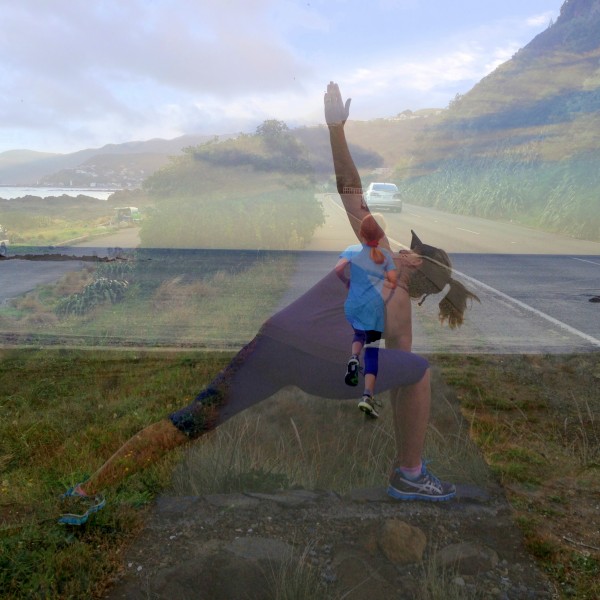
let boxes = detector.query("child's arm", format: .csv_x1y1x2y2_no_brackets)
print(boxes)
334,258,351,288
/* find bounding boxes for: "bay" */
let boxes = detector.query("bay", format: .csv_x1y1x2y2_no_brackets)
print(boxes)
0,186,119,201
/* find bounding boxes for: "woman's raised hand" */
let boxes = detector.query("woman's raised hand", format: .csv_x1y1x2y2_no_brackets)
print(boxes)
324,81,351,126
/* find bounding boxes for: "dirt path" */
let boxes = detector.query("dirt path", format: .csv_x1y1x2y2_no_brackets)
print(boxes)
66,226,141,254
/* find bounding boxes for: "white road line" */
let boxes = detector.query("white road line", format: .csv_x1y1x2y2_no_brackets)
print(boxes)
326,195,600,348
456,227,480,235
455,271,600,348
572,257,600,267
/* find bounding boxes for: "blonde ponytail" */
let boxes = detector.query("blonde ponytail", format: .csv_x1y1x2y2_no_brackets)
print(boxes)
359,214,386,264
370,247,385,264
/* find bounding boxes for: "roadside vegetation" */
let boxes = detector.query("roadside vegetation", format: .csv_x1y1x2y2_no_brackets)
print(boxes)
396,148,600,241
435,353,600,599
0,249,297,348
0,196,119,247
138,119,323,250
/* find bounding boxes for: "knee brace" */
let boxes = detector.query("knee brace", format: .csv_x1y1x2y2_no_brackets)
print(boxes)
364,346,380,376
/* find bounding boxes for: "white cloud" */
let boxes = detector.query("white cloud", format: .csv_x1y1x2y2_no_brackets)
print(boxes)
526,11,555,28
0,0,317,149
345,47,483,95
0,1,565,152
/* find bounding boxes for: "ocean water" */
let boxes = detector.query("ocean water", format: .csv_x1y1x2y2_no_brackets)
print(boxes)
0,186,118,200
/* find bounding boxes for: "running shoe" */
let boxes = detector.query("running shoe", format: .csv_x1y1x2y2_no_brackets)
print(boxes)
357,393,381,418
387,465,456,502
345,356,360,386
58,483,106,525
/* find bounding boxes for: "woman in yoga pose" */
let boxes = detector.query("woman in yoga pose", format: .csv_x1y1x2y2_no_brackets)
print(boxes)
59,82,478,524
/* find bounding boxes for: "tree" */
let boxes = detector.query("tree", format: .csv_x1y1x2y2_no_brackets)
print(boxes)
255,120,289,140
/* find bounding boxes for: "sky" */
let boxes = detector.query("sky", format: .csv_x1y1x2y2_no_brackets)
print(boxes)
0,0,561,155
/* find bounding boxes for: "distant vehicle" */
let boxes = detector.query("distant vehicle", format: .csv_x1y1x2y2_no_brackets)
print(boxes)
113,206,141,225
364,182,402,212
0,223,8,257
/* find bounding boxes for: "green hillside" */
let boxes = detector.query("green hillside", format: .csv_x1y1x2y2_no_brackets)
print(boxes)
390,0,600,240
135,121,324,250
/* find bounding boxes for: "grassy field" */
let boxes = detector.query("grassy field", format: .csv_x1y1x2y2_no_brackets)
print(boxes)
1,351,598,599
0,196,121,247
435,353,600,599
0,348,233,598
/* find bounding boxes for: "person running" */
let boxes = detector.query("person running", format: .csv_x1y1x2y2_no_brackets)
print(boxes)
335,213,397,417
59,82,479,524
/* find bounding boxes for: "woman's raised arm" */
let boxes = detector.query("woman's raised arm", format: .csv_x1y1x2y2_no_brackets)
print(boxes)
324,81,373,244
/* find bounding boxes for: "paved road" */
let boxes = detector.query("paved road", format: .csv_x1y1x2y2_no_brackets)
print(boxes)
0,227,141,304
287,196,600,353
2,211,599,353
311,194,600,255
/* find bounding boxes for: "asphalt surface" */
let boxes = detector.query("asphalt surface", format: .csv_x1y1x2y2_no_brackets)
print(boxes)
286,196,600,353
2,209,599,353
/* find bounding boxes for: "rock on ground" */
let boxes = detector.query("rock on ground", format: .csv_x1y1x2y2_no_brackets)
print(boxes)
104,485,555,600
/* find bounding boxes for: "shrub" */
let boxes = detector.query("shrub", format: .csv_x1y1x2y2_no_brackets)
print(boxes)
55,279,129,316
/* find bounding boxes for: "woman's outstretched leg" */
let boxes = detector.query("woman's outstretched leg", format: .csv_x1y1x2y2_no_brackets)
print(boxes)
79,419,188,496
76,335,282,497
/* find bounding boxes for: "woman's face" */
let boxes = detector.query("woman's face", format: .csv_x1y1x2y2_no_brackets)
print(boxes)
406,248,450,297
396,249,423,269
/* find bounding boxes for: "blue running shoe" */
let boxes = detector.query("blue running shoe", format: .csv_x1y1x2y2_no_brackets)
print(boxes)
59,483,106,525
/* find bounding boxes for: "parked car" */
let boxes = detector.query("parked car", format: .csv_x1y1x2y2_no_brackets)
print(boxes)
364,182,402,212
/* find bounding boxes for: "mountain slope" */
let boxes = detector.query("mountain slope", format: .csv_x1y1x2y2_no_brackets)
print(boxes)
394,0,600,240
0,134,230,186
429,0,600,160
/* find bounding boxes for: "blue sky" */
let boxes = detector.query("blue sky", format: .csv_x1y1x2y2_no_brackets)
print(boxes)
0,0,560,154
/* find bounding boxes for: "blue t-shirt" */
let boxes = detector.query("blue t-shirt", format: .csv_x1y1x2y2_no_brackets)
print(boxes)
340,244,396,332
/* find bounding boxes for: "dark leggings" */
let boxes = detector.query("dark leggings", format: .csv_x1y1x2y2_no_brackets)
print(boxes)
169,332,429,439
169,270,429,440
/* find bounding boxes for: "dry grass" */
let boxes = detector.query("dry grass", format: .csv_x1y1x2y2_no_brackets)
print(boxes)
434,353,600,599
0,252,297,348
172,373,491,497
